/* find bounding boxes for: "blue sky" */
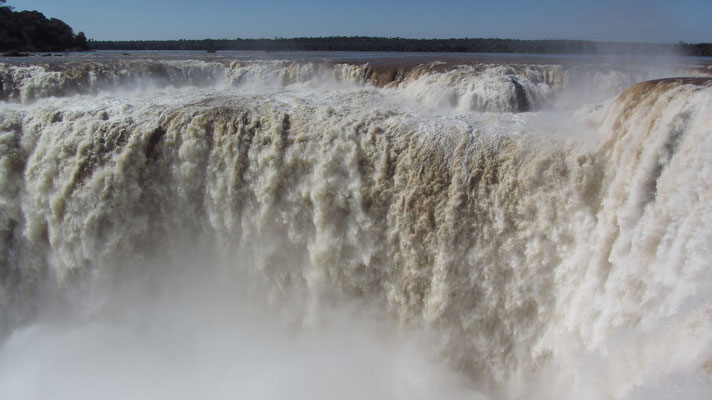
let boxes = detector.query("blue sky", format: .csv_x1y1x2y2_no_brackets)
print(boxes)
9,0,712,42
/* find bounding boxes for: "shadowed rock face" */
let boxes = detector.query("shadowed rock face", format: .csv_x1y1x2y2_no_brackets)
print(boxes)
510,78,530,112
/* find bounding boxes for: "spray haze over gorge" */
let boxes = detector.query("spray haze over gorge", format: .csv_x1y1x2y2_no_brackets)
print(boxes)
1,50,712,399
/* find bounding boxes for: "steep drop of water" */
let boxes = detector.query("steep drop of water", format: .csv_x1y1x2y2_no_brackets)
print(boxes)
1,57,711,398
3,59,705,110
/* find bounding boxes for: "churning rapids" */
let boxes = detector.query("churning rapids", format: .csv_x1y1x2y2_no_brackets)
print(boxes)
1,51,712,399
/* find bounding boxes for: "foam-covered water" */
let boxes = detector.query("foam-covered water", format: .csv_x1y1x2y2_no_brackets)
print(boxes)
1,53,711,399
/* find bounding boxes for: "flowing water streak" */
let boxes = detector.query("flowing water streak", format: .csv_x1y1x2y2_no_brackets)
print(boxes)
0,56,712,399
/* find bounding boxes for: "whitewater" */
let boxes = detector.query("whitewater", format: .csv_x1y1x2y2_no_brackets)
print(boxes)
1,51,711,399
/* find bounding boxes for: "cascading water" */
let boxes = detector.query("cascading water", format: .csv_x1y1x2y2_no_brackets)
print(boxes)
1,53,711,400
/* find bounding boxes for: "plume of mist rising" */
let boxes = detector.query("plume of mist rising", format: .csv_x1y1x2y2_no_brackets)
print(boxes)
0,252,485,400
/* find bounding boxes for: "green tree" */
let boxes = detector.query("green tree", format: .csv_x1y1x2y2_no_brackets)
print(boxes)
75,32,89,49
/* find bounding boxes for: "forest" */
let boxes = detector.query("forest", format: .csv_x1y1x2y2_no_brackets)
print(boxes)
90,36,712,57
0,1,89,53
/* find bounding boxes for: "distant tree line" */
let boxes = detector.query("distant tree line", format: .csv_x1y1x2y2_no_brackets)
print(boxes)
679,42,712,57
0,1,89,53
89,37,712,57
